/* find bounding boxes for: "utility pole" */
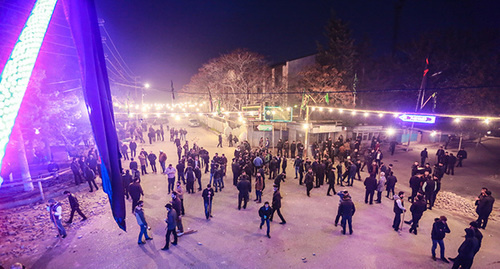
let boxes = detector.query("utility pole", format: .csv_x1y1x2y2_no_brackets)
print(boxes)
304,105,310,158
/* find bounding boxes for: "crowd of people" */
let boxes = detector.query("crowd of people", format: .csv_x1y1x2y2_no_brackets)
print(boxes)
41,122,495,269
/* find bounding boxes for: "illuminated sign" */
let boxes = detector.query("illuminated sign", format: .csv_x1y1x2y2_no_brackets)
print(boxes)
398,114,436,124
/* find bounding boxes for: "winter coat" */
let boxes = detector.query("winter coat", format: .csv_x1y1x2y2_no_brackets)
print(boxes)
339,198,356,217
134,207,147,226
364,176,378,191
386,175,397,189
376,176,386,192
255,176,264,191
410,199,427,217
431,221,450,240
272,190,282,209
165,209,177,230
259,206,272,219
237,179,251,194
476,195,495,216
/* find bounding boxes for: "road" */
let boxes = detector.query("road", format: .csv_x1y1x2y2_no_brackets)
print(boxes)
2,122,499,269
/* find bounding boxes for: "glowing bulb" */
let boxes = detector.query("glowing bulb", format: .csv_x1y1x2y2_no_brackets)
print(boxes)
454,118,461,123
378,113,383,118
312,107,316,111
319,107,324,112
484,119,490,124
351,111,356,116
393,114,399,118
364,112,369,117
386,128,395,135
338,109,344,114
430,131,437,137
302,123,309,129
329,108,333,112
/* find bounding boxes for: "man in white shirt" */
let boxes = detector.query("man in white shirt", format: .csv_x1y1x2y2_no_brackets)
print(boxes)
47,199,67,238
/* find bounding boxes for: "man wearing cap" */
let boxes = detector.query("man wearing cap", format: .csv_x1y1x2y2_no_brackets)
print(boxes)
161,203,178,250
47,199,67,238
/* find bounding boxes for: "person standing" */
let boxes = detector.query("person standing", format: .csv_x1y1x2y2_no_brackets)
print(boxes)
161,204,178,251
338,195,355,235
475,190,495,229
392,191,406,232
237,174,251,210
446,153,456,175
364,175,377,205
217,134,223,148
134,201,153,244
129,140,137,158
184,166,196,194
375,172,386,203
431,216,450,263
456,148,467,167
450,228,479,269
165,164,176,194
202,184,215,219
171,192,184,234
255,172,264,203
270,185,286,224
70,158,83,185
47,199,67,238
63,191,87,223
121,143,129,160
420,148,428,166
422,176,437,210
334,190,349,226
138,153,148,175
305,168,314,197
175,182,185,215
84,165,99,192
232,158,241,186
148,151,157,174
122,170,133,199
158,150,167,174
128,178,144,214
259,202,273,238
385,172,397,199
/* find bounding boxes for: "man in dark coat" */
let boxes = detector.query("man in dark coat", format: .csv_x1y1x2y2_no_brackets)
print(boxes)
270,185,286,224
128,178,144,213
422,177,437,210
326,167,336,196
451,228,479,269
64,191,87,223
259,202,273,238
456,148,467,167
129,140,137,158
290,141,296,158
161,203,178,250
237,174,251,210
386,172,397,198
71,158,83,185
202,184,215,219
232,159,241,186
420,148,428,166
431,216,451,262
171,192,184,234
364,175,377,205
393,191,406,231
406,194,427,235
84,165,98,192
339,195,355,235
148,151,157,174
475,190,495,229
122,170,133,199
305,168,314,197
273,173,286,189
409,174,422,203
447,153,457,175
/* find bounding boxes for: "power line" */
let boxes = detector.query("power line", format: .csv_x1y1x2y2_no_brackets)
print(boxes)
100,25,136,78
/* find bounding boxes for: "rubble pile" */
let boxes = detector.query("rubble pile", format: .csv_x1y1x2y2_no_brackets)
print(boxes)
0,191,109,260
434,191,497,221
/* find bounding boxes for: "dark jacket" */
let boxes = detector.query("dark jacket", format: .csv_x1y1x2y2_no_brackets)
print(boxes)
339,198,356,217
202,188,214,203
272,190,282,209
364,176,378,191
67,194,80,209
456,229,480,261
237,179,251,194
166,209,177,230
259,205,272,219
128,182,144,200
386,175,397,188
172,197,182,217
431,220,450,240
129,161,138,171
476,195,495,215
304,172,314,185
410,199,427,217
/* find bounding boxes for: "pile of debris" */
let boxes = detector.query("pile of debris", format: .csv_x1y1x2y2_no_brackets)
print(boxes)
434,191,496,221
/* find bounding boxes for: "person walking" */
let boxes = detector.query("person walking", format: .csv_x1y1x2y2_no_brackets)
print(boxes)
431,216,451,263
326,167,336,196
165,164,176,194
237,174,251,210
475,190,495,229
148,151,157,174
171,192,184,234
392,191,406,232
270,185,286,224
175,181,185,215
70,158,83,185
339,195,355,235
134,201,153,245
456,148,467,167
47,199,67,238
259,202,273,238
364,175,377,205
63,191,87,223
405,194,427,235
217,134,223,148
161,204,178,251
159,150,167,174
202,184,215,219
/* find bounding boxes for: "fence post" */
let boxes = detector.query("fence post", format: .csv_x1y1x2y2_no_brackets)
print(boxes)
38,181,45,201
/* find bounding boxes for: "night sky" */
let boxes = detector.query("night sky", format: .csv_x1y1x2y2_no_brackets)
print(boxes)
2,0,499,100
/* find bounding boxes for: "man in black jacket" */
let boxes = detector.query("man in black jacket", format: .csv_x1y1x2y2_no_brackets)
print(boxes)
405,194,427,235
270,185,286,224
129,178,144,213
475,190,495,229
339,195,355,235
305,168,314,197
202,184,215,219
431,216,450,263
364,175,377,205
237,175,251,210
232,159,241,186
451,228,479,269
64,191,87,223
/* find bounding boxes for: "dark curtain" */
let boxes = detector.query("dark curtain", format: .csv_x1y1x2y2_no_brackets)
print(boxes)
63,0,126,231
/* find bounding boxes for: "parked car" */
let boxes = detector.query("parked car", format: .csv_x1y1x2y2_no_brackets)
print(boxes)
188,118,200,127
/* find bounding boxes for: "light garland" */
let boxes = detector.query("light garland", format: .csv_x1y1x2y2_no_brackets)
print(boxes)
0,0,58,172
